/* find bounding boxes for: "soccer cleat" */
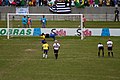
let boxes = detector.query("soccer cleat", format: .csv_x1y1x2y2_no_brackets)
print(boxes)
43,54,45,58
45,55,48,58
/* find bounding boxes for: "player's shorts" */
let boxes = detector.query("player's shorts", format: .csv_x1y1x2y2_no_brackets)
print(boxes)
99,47,104,51
44,50,48,54
108,47,112,51
41,40,45,44
54,50,59,54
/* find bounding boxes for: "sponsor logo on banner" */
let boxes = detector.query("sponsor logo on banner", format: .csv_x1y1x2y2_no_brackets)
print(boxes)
76,28,82,36
33,28,41,36
51,29,66,36
0,28,34,36
83,29,92,36
101,28,110,36
76,28,92,36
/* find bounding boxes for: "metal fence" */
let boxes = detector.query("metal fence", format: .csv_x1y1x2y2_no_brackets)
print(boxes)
6,14,116,21
85,14,115,21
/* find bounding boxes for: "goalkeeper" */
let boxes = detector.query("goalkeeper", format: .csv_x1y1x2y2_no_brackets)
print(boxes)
49,32,57,41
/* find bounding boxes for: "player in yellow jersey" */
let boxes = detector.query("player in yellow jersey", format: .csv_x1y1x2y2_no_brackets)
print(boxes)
42,41,49,58
40,33,46,44
40,33,45,40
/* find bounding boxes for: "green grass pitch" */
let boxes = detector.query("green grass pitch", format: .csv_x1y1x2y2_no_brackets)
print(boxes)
0,20,120,80
0,20,120,28
0,36,120,80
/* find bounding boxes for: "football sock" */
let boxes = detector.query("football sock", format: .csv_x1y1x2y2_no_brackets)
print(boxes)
43,54,45,58
45,54,48,58
111,52,113,57
56,54,58,59
98,52,100,57
102,52,104,57
55,54,58,59
108,52,110,57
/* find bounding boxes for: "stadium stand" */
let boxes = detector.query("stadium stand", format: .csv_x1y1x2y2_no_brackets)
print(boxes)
49,2,71,13
0,0,120,7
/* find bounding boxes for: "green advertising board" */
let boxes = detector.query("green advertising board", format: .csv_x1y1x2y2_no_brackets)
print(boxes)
0,28,33,36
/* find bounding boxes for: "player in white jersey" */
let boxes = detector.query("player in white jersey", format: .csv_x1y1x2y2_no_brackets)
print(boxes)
98,43,104,57
53,40,60,59
107,39,113,57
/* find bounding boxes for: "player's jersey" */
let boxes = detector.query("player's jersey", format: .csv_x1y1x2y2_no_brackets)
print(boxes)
28,18,32,24
98,44,103,48
83,17,86,22
107,40,113,47
22,17,27,25
115,10,119,15
42,43,49,50
53,43,60,50
40,18,47,24
40,35,45,39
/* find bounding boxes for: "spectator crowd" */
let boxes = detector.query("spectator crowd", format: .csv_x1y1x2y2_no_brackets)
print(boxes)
0,0,120,7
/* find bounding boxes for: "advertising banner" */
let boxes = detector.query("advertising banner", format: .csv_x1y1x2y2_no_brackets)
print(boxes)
41,28,120,36
0,28,34,36
1,28,120,36
41,28,92,36
16,7,29,15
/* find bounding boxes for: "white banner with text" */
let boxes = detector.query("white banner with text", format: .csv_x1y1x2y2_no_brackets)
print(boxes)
0,28,120,36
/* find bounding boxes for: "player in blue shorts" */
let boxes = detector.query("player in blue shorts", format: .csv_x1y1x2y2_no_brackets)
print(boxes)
42,41,49,58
